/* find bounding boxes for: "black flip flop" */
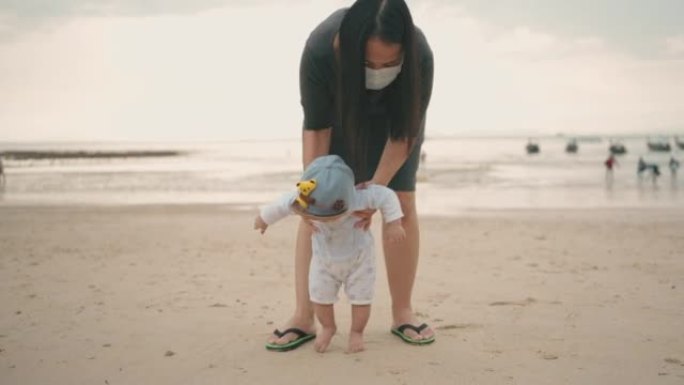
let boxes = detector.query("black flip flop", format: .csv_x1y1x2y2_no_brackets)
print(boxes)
391,323,436,345
265,328,316,352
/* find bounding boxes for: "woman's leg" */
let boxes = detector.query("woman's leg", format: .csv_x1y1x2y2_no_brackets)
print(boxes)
383,191,434,340
267,219,316,345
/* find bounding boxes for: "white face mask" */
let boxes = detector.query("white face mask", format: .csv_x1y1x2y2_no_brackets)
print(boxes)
365,62,402,90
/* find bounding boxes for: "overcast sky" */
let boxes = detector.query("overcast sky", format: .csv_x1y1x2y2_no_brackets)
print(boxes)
1,0,683,141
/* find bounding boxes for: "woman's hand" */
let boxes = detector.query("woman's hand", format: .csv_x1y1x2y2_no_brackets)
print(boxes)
353,208,376,230
301,217,320,233
353,181,377,230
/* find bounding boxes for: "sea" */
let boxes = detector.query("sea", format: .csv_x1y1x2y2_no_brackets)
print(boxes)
0,136,682,215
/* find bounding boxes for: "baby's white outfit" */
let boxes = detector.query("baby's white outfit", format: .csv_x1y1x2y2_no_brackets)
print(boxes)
260,184,403,305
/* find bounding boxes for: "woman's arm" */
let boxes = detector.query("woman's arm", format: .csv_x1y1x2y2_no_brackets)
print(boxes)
353,138,409,230
371,138,412,186
372,40,433,186
302,128,332,168
299,45,333,169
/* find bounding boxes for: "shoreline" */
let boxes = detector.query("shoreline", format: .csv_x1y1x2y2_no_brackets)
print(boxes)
2,201,684,218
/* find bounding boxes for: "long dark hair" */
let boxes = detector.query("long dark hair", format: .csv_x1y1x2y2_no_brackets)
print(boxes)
337,0,421,180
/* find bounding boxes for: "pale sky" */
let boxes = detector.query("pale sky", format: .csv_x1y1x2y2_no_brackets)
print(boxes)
1,0,683,142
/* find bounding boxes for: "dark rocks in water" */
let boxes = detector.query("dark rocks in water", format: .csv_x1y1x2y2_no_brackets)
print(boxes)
0,150,183,160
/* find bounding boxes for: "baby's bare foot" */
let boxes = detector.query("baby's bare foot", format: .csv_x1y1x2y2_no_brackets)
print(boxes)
314,326,336,353
346,331,365,353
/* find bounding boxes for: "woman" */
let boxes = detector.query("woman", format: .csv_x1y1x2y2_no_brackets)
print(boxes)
267,0,434,351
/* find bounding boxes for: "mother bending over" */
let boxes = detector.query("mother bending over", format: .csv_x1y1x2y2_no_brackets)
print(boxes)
267,0,435,351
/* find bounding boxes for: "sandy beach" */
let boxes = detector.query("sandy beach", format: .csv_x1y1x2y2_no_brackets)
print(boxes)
0,205,683,384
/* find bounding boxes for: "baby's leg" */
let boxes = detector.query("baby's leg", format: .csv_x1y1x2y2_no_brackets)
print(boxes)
345,249,375,353
313,304,336,353
347,304,370,353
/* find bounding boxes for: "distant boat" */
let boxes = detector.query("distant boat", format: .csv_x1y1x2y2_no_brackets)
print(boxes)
526,140,540,154
565,139,578,153
675,137,684,150
647,137,671,152
609,141,627,155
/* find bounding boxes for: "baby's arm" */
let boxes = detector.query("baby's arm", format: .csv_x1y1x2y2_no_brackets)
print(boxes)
358,185,405,243
254,192,297,234
384,219,406,243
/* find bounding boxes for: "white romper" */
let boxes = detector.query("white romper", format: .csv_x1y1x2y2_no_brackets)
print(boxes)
260,185,403,305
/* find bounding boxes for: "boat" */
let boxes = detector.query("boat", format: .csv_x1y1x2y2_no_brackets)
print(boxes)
565,139,578,153
647,137,671,152
526,140,540,154
609,140,627,155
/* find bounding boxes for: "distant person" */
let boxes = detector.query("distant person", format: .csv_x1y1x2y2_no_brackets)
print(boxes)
604,154,618,184
0,157,5,187
254,155,407,353
638,157,660,182
652,164,661,178
670,156,680,176
637,157,647,175
417,150,428,181
604,154,618,171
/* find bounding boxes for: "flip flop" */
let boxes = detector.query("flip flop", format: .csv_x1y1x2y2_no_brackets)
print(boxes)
265,328,316,352
391,323,436,345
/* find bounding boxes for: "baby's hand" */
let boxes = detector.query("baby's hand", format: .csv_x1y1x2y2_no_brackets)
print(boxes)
254,216,268,234
384,220,406,243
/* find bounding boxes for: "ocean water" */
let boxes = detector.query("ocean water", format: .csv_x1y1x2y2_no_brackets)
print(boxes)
0,137,682,214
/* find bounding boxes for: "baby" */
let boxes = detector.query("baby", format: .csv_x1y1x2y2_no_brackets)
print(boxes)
254,155,405,353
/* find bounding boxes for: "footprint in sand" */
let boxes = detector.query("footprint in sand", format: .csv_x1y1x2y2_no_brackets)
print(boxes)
537,350,559,360
436,323,481,331
664,357,683,366
489,298,537,306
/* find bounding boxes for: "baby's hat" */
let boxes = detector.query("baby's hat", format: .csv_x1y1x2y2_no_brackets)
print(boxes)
297,155,354,217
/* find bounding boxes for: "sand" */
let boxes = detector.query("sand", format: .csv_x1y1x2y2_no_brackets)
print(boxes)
0,205,683,385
